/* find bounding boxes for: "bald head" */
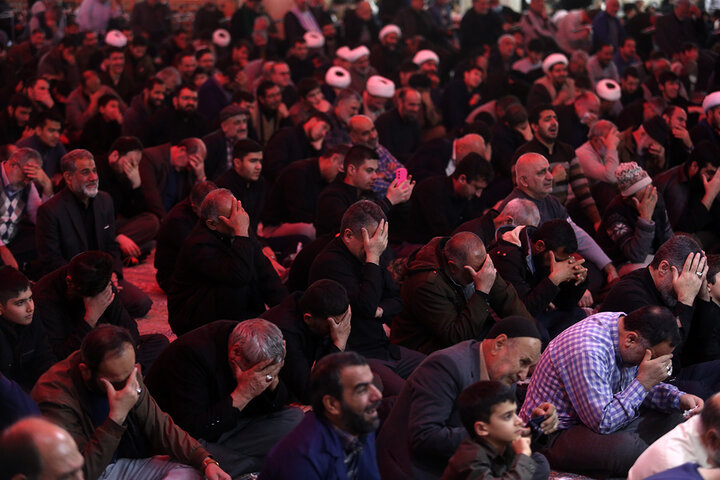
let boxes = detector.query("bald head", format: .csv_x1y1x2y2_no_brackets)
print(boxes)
514,153,553,199
455,134,487,164
443,232,487,285
0,417,84,480
348,115,378,149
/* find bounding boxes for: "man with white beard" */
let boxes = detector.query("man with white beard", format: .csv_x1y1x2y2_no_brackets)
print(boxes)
35,149,152,318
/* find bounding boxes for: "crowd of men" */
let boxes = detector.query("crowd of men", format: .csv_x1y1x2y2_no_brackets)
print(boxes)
4,0,720,478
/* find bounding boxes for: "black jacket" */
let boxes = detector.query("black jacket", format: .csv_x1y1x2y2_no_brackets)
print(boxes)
263,125,322,184
314,179,392,236
263,158,328,226
0,317,56,392
202,129,232,181
215,169,266,232
153,197,197,291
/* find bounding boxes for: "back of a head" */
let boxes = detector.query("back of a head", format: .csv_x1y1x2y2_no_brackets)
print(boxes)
650,234,702,270
689,141,720,169
0,266,30,305
500,198,540,227
109,136,143,156
310,351,368,416
199,188,233,222
531,219,578,254
340,200,386,235
344,144,378,172
458,380,516,437
503,104,528,129
453,152,494,183
176,137,205,157
81,324,135,373
190,180,218,210
701,392,720,434
68,251,114,297
228,318,284,369
623,305,681,348
300,279,350,318
0,418,48,480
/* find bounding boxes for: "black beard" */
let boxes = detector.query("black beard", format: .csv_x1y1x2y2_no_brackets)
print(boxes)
340,400,380,435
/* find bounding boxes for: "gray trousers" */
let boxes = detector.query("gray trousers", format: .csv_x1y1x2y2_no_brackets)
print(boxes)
98,456,200,480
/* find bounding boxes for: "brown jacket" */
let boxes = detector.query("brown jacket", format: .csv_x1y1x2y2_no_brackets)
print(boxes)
31,351,210,480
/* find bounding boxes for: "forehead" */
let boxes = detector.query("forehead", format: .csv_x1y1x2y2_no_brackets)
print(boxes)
339,364,373,391
242,151,263,161
490,400,517,417
74,158,96,170
97,343,135,375
539,109,556,120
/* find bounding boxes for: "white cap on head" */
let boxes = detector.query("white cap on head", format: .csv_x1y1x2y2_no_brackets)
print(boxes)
347,45,371,63
413,49,440,66
596,79,621,102
336,46,353,61
379,24,401,40
542,53,568,73
105,30,127,48
366,75,395,98
703,91,720,112
325,66,351,88
213,29,231,47
304,31,325,48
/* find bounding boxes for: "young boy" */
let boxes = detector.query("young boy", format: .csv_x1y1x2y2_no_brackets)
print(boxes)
442,380,550,480
0,266,55,392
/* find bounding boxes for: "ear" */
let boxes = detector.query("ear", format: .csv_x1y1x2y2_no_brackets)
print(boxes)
704,428,720,452
341,228,354,242
534,239,546,253
78,362,92,383
346,163,356,176
323,394,342,416
491,334,508,355
205,218,218,231
625,330,639,347
473,420,490,438
108,151,119,163
658,259,671,276
302,312,314,326
458,173,468,185
232,156,241,169
688,161,699,178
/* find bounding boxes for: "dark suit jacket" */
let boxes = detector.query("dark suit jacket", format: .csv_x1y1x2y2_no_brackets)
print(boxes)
167,223,287,336
263,125,322,184
153,198,197,291
406,137,452,183
377,340,484,479
139,143,196,218
35,188,123,276
202,128,232,181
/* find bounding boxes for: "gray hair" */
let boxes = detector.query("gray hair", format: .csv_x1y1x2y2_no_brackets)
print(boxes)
199,188,233,222
61,149,93,174
7,148,42,168
228,318,284,368
155,67,182,92
501,198,540,227
588,119,617,139
335,88,362,106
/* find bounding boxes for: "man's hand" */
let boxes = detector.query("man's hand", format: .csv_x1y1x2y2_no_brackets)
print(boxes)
636,349,673,391
121,156,142,189
672,252,707,306
672,125,693,149
83,281,115,327
102,366,140,425
702,168,720,210
23,162,53,195
548,251,584,286
632,185,658,222
603,126,620,151
465,255,496,294
679,394,704,417
551,163,567,184
577,289,593,307
647,142,665,159
604,263,619,285
362,218,388,265
531,402,559,434
219,198,250,237
0,245,19,269
116,234,142,258
188,154,206,181
204,463,231,480
277,102,289,119
329,306,352,351
385,177,415,205
230,358,277,410
511,436,532,456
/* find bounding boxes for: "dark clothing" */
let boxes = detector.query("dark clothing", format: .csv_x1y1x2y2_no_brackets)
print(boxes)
556,105,588,149
96,155,148,222
215,169,266,232
654,12,703,58
597,194,673,264
308,237,401,360
459,9,503,55
15,134,65,182
390,236,532,354
452,210,499,247
153,198,196,291
139,143,197,218
344,8,381,48
690,118,720,151
130,0,171,42
263,125,322,184
491,122,527,179
0,110,26,146
263,158,328,226
283,8,322,45
98,70,137,105
0,374,40,431
121,93,154,140
260,293,342,404
405,175,482,244
370,44,405,79
167,224,287,336
441,78,477,131
145,107,209,147
654,163,720,234
0,317,55,392
314,180,392,236
406,137,453,183
229,5,258,40
202,129,233,181
375,108,421,164
442,437,541,480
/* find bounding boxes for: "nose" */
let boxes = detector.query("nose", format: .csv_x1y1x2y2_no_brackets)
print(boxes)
27,299,34,313
369,384,382,402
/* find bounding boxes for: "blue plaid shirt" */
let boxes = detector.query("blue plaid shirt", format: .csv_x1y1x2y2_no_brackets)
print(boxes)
371,144,403,198
520,311,683,434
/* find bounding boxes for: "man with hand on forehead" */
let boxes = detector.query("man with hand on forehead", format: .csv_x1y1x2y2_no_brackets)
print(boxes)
32,324,230,480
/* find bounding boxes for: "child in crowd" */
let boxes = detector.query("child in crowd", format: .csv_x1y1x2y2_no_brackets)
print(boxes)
442,380,549,480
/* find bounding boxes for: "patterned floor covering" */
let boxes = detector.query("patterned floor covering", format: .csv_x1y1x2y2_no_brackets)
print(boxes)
124,254,595,480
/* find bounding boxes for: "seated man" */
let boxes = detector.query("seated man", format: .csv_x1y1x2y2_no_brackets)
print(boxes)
490,219,588,341
31,325,229,480
0,266,55,392
629,392,720,479
315,144,412,236
378,317,557,480
520,306,703,478
167,188,286,335
0,147,52,270
597,162,673,273
453,198,541,248
260,352,383,479
154,181,216,292
203,104,250,181
261,279,352,404
391,231,531,354
0,417,84,479
78,93,123,157
139,137,208,219
97,136,160,263
309,201,425,395
408,132,489,183
216,138,266,233
405,153,493,244
33,251,167,369
348,114,405,197
15,110,66,187
145,319,303,478
443,381,550,480
35,149,151,318
262,145,348,241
